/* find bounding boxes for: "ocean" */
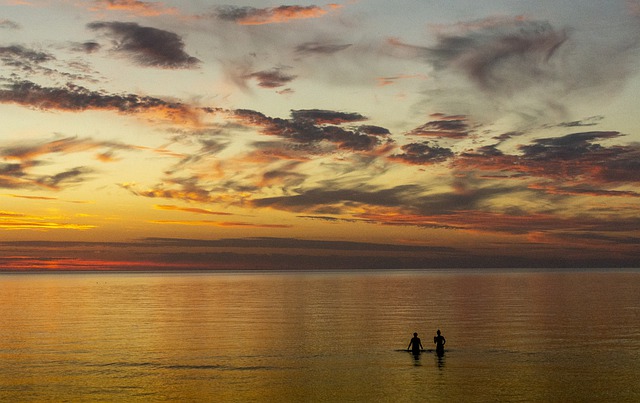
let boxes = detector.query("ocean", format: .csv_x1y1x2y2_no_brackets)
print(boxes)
1,269,639,402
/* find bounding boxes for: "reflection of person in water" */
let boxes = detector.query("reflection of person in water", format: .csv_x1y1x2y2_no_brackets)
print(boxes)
434,329,446,355
407,332,423,355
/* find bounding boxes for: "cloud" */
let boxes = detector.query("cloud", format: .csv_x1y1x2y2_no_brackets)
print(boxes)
4,194,57,201
150,220,292,228
376,74,429,87
142,236,453,253
154,204,234,216
406,113,471,138
388,14,640,124
290,109,367,124
121,180,229,204
72,41,102,54
87,21,200,68
244,67,297,88
0,19,21,29
0,80,200,123
215,4,340,25
0,45,55,70
36,167,94,190
0,136,140,190
554,116,604,128
455,131,640,185
249,184,421,213
233,109,390,152
90,0,178,16
0,210,95,230
295,41,352,55
425,18,568,94
389,142,454,165
259,163,307,189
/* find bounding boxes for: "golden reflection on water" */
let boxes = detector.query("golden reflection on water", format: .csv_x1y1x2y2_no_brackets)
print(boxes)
1,271,639,402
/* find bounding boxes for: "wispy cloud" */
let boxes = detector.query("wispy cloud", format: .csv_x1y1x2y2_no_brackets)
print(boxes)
427,18,568,94
0,210,95,230
0,136,139,190
0,19,20,29
154,204,234,216
150,219,292,228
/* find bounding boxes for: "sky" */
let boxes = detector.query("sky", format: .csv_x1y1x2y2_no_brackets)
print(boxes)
1,0,639,270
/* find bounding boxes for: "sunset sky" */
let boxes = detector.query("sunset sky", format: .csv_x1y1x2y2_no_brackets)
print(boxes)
1,0,639,270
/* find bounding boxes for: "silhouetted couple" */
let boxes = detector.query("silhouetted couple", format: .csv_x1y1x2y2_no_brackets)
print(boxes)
407,330,446,356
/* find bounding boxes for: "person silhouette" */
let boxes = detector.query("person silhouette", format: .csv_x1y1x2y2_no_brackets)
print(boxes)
434,329,446,356
407,332,423,355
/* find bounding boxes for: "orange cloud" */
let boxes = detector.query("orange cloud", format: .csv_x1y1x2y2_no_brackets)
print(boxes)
0,218,95,230
154,204,234,216
150,219,292,228
0,256,201,271
90,0,178,16
218,4,341,25
4,194,57,201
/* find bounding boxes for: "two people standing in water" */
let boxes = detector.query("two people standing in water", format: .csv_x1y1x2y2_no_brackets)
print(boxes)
407,329,446,356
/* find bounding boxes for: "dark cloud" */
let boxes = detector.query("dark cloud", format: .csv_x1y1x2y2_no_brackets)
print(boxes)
0,45,55,70
295,41,352,55
520,131,622,160
455,131,640,185
390,142,454,165
356,125,391,136
87,21,200,68
72,41,102,54
0,80,197,123
244,67,297,88
0,163,30,189
233,109,388,152
407,114,470,138
0,45,101,84
290,109,367,124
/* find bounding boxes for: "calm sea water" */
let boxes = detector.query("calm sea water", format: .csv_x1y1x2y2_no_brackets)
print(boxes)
1,269,639,402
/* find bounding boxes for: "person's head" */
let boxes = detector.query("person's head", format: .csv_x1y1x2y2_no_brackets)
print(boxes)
436,329,441,335
413,332,418,337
